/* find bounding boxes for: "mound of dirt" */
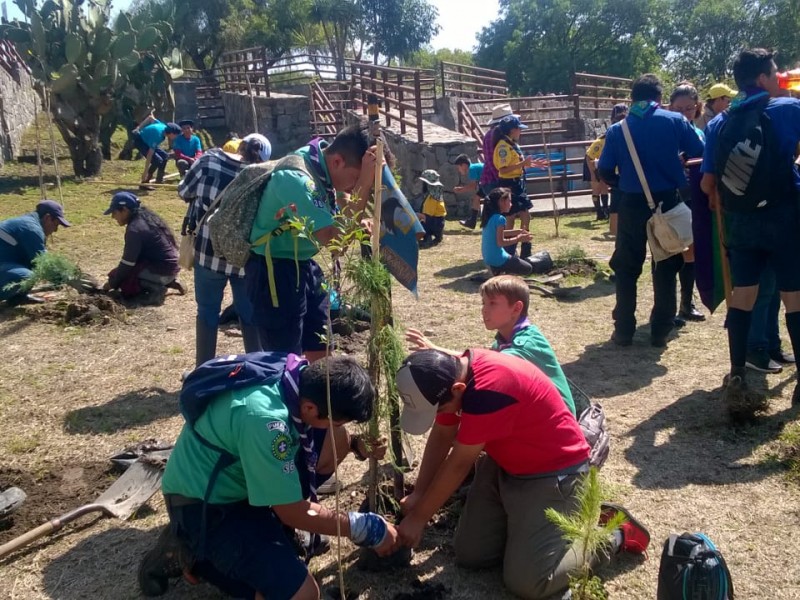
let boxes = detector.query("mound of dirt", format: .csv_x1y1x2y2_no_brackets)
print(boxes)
549,257,600,279
24,294,125,326
0,462,115,544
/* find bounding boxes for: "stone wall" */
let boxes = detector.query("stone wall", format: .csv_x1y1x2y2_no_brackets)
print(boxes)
222,91,311,158
344,110,478,216
0,66,38,166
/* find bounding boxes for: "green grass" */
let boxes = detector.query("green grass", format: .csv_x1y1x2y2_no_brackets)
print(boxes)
6,435,41,454
775,422,800,482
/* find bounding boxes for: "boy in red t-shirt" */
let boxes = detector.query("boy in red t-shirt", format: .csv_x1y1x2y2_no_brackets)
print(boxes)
395,349,649,600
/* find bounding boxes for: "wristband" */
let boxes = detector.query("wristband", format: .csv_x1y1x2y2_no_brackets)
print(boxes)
348,511,388,548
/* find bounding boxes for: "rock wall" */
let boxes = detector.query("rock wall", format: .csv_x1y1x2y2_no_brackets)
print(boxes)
222,91,311,158
0,66,39,166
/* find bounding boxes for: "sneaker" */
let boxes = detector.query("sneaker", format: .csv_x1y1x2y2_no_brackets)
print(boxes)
138,525,193,597
600,503,650,554
745,349,783,374
769,347,796,365
459,218,477,230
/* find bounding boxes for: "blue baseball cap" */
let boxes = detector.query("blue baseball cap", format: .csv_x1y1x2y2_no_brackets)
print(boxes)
498,115,528,134
104,191,141,215
165,122,181,135
36,199,71,227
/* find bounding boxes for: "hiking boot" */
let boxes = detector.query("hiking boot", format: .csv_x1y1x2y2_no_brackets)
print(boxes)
138,525,193,597
520,242,532,260
721,374,769,423
769,347,796,365
679,301,706,322
745,349,783,374
600,503,650,554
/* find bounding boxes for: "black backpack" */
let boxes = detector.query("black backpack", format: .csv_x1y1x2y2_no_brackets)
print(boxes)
714,97,792,212
657,532,734,600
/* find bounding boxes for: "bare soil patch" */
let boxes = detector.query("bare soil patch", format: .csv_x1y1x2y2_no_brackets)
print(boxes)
16,293,126,326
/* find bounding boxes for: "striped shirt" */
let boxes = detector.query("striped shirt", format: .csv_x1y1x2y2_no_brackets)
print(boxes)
178,148,246,276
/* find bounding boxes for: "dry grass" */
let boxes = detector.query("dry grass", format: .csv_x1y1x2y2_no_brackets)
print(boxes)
1,141,800,599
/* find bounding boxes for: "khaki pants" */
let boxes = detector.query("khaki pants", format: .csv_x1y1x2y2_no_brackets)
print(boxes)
454,455,602,600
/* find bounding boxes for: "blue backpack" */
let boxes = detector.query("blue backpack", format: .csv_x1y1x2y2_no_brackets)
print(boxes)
180,351,307,503
657,532,734,600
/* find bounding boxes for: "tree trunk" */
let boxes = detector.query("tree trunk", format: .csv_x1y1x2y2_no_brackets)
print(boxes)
54,117,103,177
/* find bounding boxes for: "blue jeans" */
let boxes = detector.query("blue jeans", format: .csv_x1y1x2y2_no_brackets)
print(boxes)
747,267,781,352
0,262,32,301
193,261,255,329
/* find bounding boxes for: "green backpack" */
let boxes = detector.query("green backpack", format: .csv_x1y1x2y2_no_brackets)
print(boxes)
205,153,311,269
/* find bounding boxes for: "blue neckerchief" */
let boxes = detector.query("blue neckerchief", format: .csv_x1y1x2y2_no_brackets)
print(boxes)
730,88,770,112
305,138,337,214
279,354,317,503
629,100,659,119
494,316,530,351
503,134,523,158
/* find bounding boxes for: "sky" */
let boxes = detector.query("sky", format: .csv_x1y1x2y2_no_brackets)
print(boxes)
3,0,501,52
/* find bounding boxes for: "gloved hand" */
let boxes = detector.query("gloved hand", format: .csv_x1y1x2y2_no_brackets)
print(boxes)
348,511,389,549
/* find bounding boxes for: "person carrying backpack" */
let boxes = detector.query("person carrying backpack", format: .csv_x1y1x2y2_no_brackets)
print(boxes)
138,353,397,599
244,122,378,362
700,48,800,419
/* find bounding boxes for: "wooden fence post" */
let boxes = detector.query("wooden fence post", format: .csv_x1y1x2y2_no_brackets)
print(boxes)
414,70,423,142
398,73,406,136
262,47,271,98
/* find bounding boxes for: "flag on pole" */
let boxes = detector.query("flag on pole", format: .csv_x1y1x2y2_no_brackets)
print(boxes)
378,165,424,296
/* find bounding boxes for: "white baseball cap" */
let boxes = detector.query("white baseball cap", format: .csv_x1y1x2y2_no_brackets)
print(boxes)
396,351,459,435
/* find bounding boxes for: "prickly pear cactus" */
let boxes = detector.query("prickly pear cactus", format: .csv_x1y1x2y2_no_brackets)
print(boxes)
0,0,183,176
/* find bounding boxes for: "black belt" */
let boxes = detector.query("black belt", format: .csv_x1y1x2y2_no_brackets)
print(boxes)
164,493,202,508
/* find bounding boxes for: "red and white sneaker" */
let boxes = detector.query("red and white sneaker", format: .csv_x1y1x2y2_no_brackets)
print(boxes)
600,502,650,555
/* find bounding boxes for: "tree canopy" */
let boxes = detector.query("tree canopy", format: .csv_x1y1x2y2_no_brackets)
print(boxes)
475,0,800,95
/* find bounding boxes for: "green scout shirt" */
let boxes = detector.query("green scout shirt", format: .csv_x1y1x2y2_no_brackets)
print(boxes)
493,325,576,416
249,143,335,261
162,380,303,506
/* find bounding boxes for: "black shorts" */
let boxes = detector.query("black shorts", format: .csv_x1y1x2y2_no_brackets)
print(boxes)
499,177,532,214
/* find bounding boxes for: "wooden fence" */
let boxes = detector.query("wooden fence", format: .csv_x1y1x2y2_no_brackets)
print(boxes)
218,47,271,96
310,80,351,139
440,61,507,99
350,62,436,142
572,72,631,119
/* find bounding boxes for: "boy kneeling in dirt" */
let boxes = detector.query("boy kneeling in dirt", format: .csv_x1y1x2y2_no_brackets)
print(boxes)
394,349,649,600
139,355,397,600
406,274,575,415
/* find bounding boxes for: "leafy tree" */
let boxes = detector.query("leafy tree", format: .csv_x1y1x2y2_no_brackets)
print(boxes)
406,47,474,71
311,0,360,79
358,0,440,65
128,0,231,70
476,0,660,94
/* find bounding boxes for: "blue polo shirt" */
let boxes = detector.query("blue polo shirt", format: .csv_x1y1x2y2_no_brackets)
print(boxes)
139,121,167,150
172,134,202,157
598,104,704,194
701,92,800,191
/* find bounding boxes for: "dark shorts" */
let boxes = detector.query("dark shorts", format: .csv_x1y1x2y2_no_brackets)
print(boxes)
725,200,800,291
245,254,329,354
166,499,307,600
476,185,487,199
499,177,532,214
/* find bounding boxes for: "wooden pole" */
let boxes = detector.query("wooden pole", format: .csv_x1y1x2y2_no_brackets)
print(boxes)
536,105,560,237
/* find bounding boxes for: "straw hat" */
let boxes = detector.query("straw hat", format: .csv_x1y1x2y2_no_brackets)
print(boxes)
487,103,519,125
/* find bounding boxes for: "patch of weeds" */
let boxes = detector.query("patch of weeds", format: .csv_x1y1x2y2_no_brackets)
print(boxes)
162,345,184,355
6,435,41,454
772,421,800,483
554,245,588,268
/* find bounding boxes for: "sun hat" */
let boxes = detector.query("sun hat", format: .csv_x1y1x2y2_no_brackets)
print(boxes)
396,350,459,435
487,103,519,125
36,200,71,227
103,191,141,215
707,83,737,100
498,115,527,134
418,169,443,187
242,133,272,162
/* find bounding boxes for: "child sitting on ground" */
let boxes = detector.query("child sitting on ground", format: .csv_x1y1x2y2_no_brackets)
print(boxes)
406,273,575,415
481,187,533,276
418,169,446,247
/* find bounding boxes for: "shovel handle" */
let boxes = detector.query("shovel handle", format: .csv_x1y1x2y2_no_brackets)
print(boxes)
0,519,61,559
